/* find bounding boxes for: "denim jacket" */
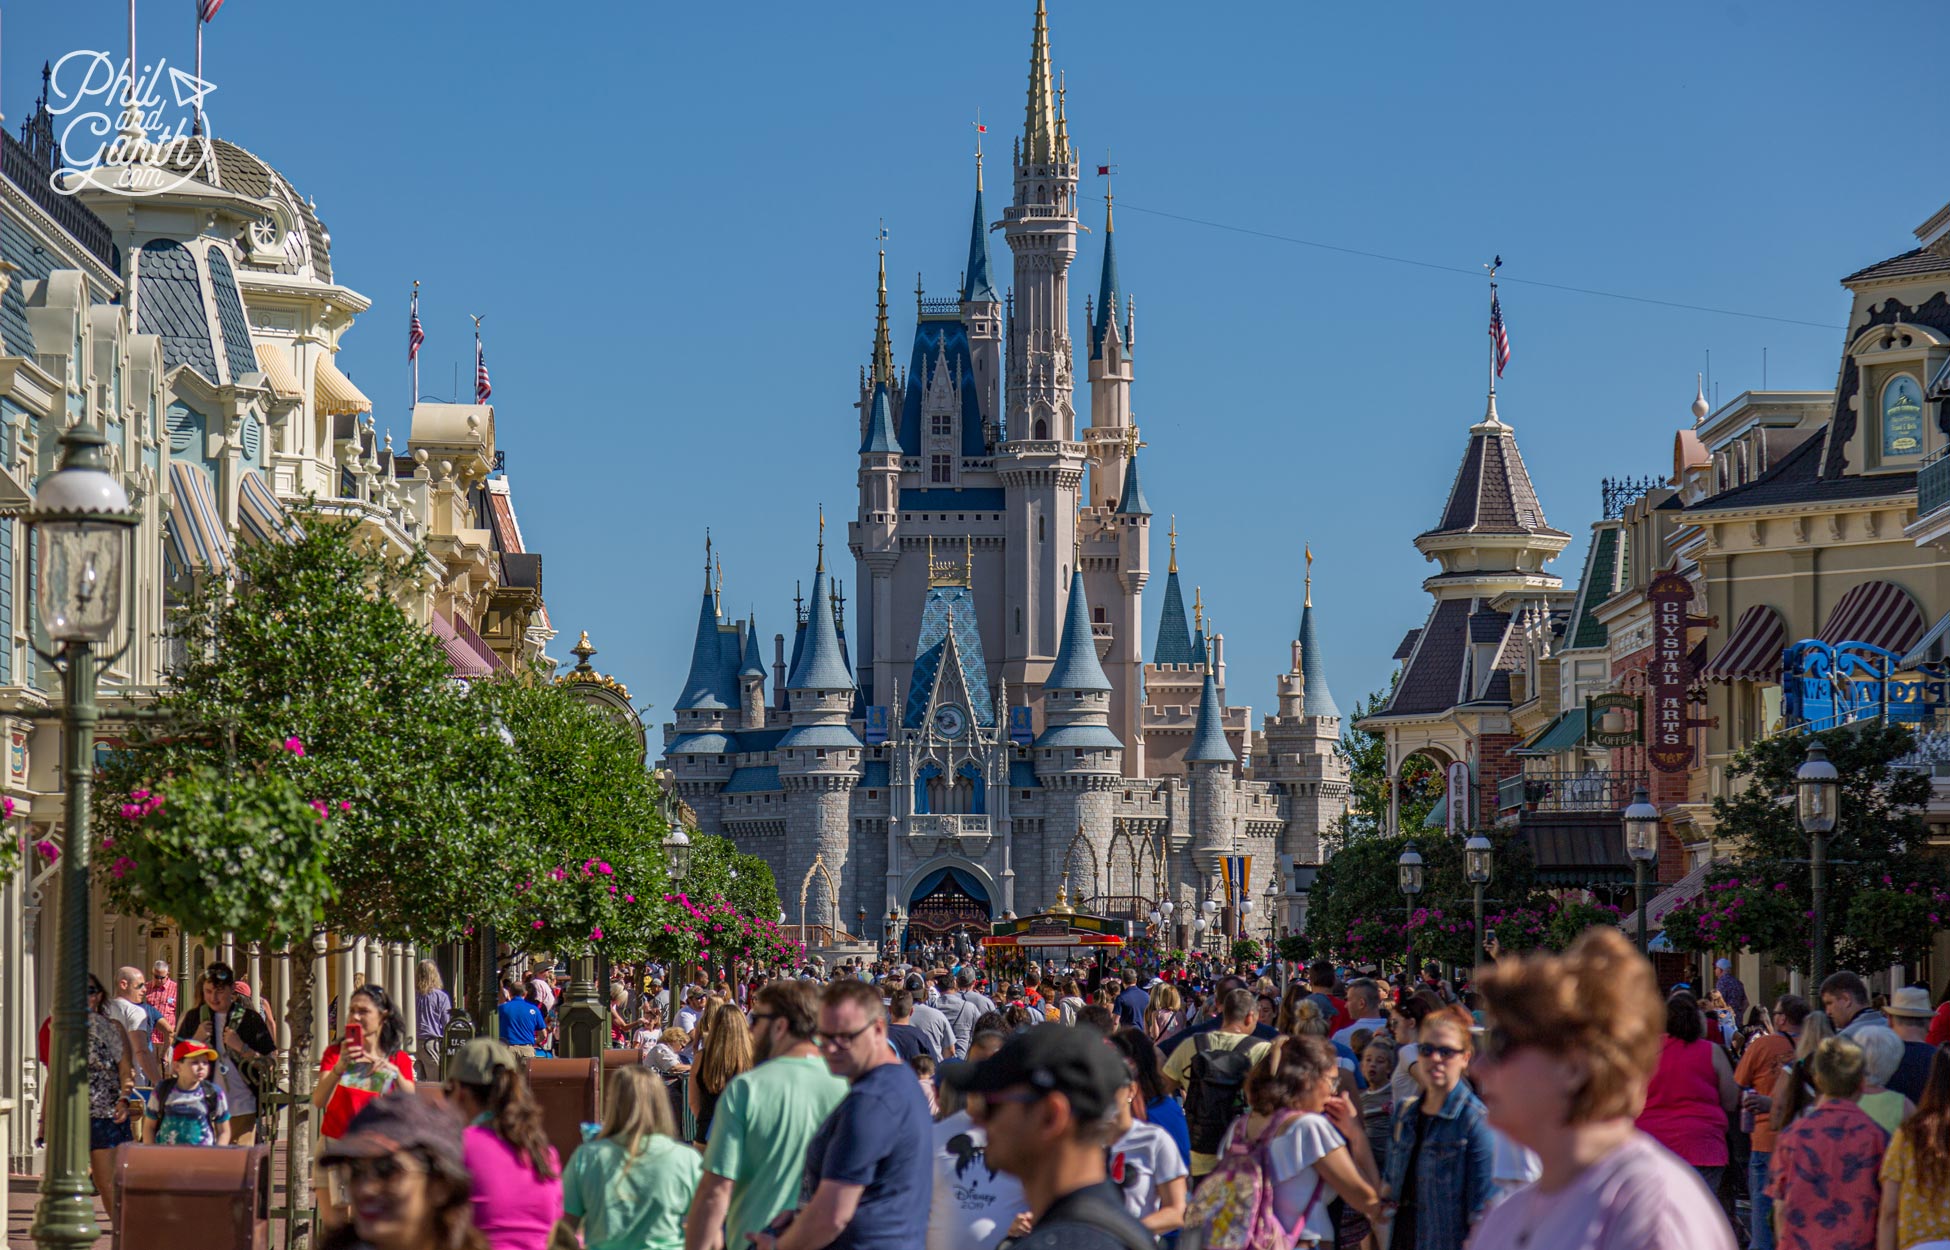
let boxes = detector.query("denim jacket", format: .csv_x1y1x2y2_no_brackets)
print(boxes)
1381,1081,1496,1250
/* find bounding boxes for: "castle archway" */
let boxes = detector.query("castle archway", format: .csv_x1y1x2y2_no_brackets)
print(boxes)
900,857,996,958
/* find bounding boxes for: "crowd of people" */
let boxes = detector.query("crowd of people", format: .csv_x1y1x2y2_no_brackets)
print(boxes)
60,938,1950,1250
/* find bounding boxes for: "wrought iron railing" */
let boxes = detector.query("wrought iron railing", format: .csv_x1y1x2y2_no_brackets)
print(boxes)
1498,770,1646,813
1918,445,1950,519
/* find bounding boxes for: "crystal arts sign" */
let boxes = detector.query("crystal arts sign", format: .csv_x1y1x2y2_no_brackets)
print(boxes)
1646,571,1715,773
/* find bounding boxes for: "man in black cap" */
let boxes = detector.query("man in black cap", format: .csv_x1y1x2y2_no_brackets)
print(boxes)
945,1025,1155,1250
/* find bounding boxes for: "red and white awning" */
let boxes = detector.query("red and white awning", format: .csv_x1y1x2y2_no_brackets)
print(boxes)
1817,580,1925,654
1701,604,1786,683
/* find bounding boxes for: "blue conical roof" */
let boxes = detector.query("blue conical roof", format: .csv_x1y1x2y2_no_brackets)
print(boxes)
859,380,901,454
740,615,767,679
1298,602,1339,718
1046,569,1112,692
788,564,854,691
1185,665,1235,763
963,178,998,304
1115,450,1150,516
1090,213,1126,360
1154,569,1194,665
1190,625,1207,667
676,585,730,710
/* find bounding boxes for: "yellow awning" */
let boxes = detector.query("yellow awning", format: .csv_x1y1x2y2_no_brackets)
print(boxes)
254,343,302,399
314,354,372,416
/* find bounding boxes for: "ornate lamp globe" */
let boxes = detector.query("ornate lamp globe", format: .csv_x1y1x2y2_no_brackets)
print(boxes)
1202,898,1219,916
1623,787,1660,861
1797,741,1839,835
662,825,692,882
1464,835,1494,885
1160,900,1175,918
1397,843,1425,897
31,424,136,644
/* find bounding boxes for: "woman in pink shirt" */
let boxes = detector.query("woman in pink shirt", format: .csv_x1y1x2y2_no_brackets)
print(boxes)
1636,992,1739,1191
445,1039,561,1250
1470,928,1735,1250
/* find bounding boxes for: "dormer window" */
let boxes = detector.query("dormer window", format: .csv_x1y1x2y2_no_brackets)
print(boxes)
1882,374,1924,457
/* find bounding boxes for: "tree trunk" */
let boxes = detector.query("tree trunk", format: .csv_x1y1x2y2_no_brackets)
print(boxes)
282,930,324,1250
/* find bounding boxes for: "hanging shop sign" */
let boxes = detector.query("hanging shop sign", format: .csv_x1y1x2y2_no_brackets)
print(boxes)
1586,693,1642,748
1647,571,1717,773
1781,639,1946,729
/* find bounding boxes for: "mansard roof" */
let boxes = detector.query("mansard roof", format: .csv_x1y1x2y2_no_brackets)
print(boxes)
1381,598,1470,717
1046,570,1112,692
1419,416,1569,542
899,318,987,457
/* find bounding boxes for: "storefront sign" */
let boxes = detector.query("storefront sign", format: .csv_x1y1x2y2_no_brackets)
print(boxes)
1883,375,1924,457
1647,571,1697,773
1586,693,1642,748
1782,639,1945,728
1446,761,1471,835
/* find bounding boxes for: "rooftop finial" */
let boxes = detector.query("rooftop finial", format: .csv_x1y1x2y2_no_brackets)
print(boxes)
1483,254,1510,426
704,530,713,590
1023,0,1057,165
714,553,724,615
973,110,986,189
571,630,597,672
1168,515,1178,574
1691,371,1709,424
817,505,826,573
1304,543,1313,608
872,223,894,384
1193,586,1204,632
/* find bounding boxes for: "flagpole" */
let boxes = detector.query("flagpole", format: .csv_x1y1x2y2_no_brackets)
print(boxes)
194,1,203,135
411,280,420,410
126,0,137,114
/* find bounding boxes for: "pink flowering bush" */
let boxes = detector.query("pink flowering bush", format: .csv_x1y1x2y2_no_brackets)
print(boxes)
1661,873,1809,968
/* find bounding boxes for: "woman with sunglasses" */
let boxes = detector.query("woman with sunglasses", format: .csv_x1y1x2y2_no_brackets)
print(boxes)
321,1090,489,1250
1379,1005,1495,1250
84,973,138,1229
1471,927,1734,1250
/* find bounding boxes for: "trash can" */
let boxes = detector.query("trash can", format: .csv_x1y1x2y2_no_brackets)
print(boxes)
114,1142,271,1250
524,1057,597,1166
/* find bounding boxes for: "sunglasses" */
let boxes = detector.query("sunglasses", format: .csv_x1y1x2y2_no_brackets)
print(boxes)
337,1155,426,1185
1420,1043,1468,1063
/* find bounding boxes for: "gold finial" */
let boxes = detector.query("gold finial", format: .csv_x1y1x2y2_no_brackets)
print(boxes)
1168,515,1178,574
964,534,974,584
872,227,893,385
1051,868,1075,915
1304,544,1314,609
817,505,826,573
571,630,597,672
1194,586,1204,631
1056,71,1069,155
1123,424,1144,460
1103,148,1115,232
714,554,723,614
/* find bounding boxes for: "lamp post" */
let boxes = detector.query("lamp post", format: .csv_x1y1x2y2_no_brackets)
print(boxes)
1203,897,1220,955
1464,835,1493,967
28,423,137,1250
1161,898,1175,949
1623,787,1659,954
662,820,691,995
1397,843,1424,977
1798,740,1839,987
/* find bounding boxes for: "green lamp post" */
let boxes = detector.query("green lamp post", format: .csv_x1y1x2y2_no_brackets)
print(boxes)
29,423,138,1250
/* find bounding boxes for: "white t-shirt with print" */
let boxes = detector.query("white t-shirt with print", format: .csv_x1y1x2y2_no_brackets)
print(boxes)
1109,1118,1188,1221
928,1110,1028,1250
1217,1111,1345,1245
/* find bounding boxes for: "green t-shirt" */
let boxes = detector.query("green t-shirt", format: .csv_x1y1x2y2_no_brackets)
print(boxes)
562,1133,703,1250
701,1054,849,1250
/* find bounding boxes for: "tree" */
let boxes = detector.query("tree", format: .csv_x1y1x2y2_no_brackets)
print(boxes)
1662,724,1944,972
98,511,524,945
1307,829,1537,968
1336,674,1442,842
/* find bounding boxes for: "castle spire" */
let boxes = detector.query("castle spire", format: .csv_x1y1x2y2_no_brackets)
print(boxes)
963,150,999,304
1091,175,1126,360
1023,0,1058,165
1297,552,1339,719
872,234,894,385
1185,662,1235,764
1153,518,1194,665
1046,567,1112,692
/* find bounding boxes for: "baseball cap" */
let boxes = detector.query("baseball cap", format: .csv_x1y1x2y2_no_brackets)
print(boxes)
1714,958,1731,971
449,1037,522,1086
320,1089,465,1170
171,1040,218,1064
943,1024,1128,1122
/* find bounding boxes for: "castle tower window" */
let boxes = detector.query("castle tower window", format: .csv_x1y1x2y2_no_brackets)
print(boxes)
932,455,952,483
931,412,951,437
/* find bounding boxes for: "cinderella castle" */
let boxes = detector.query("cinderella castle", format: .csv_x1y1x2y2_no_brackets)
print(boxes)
660,1,1347,950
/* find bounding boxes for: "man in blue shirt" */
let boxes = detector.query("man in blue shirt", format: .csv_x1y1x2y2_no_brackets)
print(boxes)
495,980,547,1056
1112,978,1150,1029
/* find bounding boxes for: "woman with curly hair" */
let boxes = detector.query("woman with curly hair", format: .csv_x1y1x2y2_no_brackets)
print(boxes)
445,1039,561,1250
1470,927,1733,1250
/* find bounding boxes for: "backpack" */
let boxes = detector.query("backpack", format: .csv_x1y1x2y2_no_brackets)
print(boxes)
1185,1033,1257,1155
1180,1110,1325,1250
153,1077,223,1136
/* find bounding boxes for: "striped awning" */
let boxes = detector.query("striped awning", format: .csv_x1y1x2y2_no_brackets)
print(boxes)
164,461,231,577
253,343,302,399
1902,612,1950,667
1701,604,1786,683
313,354,372,416
237,472,301,546
430,612,501,679
1817,580,1925,653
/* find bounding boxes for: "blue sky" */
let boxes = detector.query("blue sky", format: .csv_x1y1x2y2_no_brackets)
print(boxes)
9,1,1920,730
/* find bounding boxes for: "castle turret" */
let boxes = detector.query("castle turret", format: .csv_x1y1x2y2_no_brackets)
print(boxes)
1035,564,1121,908
1086,189,1133,510
1153,519,1195,666
1261,555,1349,874
779,521,863,933
1185,659,1235,875
962,151,1002,443
739,614,767,730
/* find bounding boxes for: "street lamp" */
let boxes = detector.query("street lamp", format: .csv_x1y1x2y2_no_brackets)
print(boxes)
662,821,691,993
1798,740,1839,986
1398,843,1424,976
1464,834,1493,966
1623,787,1659,954
28,423,137,1250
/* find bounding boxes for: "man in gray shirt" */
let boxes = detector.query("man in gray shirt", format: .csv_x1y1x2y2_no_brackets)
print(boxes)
933,970,985,1059
903,972,957,1059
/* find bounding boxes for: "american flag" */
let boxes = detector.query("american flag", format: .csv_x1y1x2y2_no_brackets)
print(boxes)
474,338,492,404
1489,291,1511,378
199,0,224,22
407,291,423,361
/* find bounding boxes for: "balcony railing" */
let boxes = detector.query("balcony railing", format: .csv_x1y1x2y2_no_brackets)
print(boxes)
906,813,992,840
1918,445,1950,519
1497,770,1647,813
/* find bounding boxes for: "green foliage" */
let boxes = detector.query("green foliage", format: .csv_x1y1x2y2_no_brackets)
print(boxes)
101,762,336,940
1230,936,1264,965
1275,933,1313,963
1337,674,1443,842
1662,725,1943,972
1307,829,1536,966
95,510,524,943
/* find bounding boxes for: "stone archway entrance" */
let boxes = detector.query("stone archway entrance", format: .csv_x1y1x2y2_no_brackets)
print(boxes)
905,864,992,960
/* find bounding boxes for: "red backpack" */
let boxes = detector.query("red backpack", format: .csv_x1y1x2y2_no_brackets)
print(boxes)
1181,1109,1327,1250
